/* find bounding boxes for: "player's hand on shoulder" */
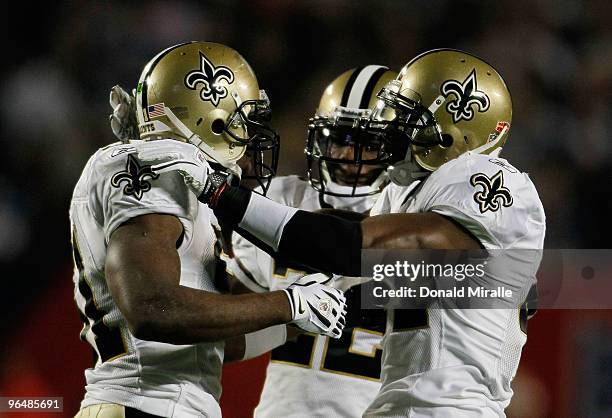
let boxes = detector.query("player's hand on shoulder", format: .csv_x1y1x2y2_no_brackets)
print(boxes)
137,141,235,204
283,273,347,339
136,141,213,195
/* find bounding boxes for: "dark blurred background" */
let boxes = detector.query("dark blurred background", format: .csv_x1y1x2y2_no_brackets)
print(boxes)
0,1,610,417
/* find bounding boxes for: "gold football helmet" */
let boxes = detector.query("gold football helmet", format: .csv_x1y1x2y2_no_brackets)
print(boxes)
368,49,512,186
305,65,398,197
135,41,279,185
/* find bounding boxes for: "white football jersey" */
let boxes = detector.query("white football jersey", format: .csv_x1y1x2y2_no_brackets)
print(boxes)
364,152,546,417
70,140,224,418
231,176,385,418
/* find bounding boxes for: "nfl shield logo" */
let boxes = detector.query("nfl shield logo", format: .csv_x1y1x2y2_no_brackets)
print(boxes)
318,299,331,317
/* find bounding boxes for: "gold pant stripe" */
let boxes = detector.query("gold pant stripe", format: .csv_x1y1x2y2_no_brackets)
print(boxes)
74,404,163,418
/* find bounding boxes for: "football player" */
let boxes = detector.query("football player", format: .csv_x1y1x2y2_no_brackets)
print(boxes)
143,49,546,417
70,41,347,418
227,66,396,417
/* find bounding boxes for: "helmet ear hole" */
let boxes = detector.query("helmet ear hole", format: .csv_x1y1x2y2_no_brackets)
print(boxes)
440,134,454,148
211,119,225,135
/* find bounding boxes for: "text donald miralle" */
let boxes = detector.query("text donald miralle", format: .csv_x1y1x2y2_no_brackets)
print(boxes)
370,260,513,299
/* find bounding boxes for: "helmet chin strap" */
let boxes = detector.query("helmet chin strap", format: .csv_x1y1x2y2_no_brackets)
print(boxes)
325,172,388,197
471,124,509,155
319,158,388,196
160,106,242,178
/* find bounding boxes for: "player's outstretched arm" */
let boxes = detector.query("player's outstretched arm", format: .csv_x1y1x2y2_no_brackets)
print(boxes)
207,184,480,276
105,214,346,344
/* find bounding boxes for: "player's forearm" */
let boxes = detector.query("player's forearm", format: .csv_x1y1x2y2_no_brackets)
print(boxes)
212,187,362,276
131,287,291,344
107,215,295,344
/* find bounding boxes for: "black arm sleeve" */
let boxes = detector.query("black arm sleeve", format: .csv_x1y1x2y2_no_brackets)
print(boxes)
276,210,362,276
211,185,363,276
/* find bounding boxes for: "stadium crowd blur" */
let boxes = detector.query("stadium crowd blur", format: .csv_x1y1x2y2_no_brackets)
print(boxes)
0,1,610,417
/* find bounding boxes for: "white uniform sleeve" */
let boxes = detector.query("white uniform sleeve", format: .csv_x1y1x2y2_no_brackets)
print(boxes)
414,153,546,250
91,145,196,244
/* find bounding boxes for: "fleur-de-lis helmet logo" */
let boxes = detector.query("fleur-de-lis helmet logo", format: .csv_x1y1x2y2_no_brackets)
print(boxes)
469,170,513,213
111,154,159,200
441,69,490,123
184,52,235,106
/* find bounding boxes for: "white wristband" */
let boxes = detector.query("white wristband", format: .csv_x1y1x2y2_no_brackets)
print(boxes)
243,324,287,360
239,193,299,251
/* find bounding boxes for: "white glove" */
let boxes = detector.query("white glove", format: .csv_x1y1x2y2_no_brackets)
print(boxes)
283,273,347,338
109,85,138,142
